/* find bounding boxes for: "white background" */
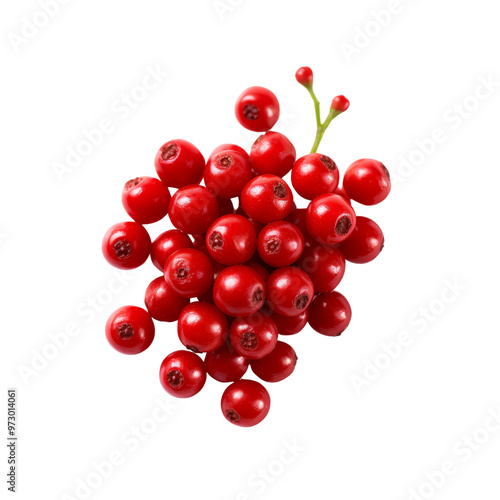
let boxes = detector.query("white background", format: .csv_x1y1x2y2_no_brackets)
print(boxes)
2,0,500,499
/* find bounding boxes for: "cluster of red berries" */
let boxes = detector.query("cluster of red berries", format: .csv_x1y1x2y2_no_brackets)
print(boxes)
102,67,390,427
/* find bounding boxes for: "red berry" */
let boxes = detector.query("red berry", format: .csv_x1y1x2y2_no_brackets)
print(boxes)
308,291,351,336
191,234,206,249
240,175,294,224
295,244,345,293
150,229,193,272
295,66,313,87
178,302,228,353
159,350,206,398
306,194,356,245
121,176,171,224
168,185,219,235
250,132,296,177
251,340,297,382
145,276,189,322
164,248,214,298
330,95,350,113
213,265,266,317
216,196,235,216
291,153,339,200
102,221,151,270
221,380,271,427
235,86,280,132
205,343,249,382
337,216,384,264
210,144,249,162
206,214,257,265
154,139,205,188
267,267,314,317
204,150,253,199
271,309,308,335
343,159,391,205
229,312,278,360
105,306,154,354
257,221,305,267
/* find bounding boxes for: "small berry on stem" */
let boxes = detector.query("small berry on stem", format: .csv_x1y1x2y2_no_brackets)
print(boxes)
295,67,349,153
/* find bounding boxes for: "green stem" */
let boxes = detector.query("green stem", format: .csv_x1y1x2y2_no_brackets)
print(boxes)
310,108,342,153
302,84,343,153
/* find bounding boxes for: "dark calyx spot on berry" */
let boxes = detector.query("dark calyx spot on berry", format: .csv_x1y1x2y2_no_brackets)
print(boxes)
243,104,259,120
161,143,178,161
273,183,287,199
176,267,189,280
217,154,233,168
186,344,201,353
209,231,223,249
118,322,133,339
252,287,264,304
382,164,391,180
125,177,142,189
295,293,309,311
241,331,258,351
114,239,131,259
265,238,281,254
167,369,183,388
226,409,240,422
335,216,352,236
320,155,336,171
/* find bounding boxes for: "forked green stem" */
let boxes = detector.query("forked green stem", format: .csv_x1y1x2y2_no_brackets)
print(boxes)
303,85,343,153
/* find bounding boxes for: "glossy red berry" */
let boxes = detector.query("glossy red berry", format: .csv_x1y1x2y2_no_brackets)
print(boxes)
235,86,280,132
291,153,339,200
251,341,297,382
204,151,253,199
205,343,249,382
164,248,214,298
240,175,294,224
210,144,249,162
105,306,155,354
337,216,384,264
206,215,257,265
144,276,189,322
102,221,151,270
295,244,345,293
308,291,352,336
267,267,314,317
177,302,228,353
159,350,206,398
271,309,308,335
257,221,305,267
177,302,229,352
250,132,296,177
331,95,350,113
168,185,219,235
221,380,271,427
295,66,313,87
154,139,205,188
306,194,356,245
229,312,278,360
121,176,171,224
343,159,391,205
150,229,193,272
213,265,266,317
196,257,226,304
